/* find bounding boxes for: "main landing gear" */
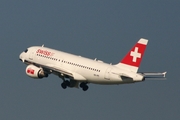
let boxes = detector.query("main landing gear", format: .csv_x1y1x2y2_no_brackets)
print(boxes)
61,81,89,91
61,80,70,89
59,74,89,91
80,82,89,91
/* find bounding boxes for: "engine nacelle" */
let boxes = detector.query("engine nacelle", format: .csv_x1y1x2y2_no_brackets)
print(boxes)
26,65,48,78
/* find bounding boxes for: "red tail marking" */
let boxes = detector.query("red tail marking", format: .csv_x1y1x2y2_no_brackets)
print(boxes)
121,43,147,67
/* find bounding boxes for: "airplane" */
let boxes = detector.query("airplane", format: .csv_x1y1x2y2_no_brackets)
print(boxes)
19,38,166,91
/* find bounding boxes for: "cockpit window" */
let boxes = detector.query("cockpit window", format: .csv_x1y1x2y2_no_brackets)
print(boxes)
24,49,28,53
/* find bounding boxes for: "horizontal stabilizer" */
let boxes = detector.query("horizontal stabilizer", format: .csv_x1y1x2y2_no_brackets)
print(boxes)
138,72,167,80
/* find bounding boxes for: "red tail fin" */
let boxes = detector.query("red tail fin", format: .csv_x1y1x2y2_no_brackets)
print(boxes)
116,38,148,72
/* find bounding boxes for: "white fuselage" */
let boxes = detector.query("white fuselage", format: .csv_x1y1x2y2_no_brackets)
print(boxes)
20,46,144,85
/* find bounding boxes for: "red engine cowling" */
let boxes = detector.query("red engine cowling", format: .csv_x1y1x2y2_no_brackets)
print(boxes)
26,65,48,78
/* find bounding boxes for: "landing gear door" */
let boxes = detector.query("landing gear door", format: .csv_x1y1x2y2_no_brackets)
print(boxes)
104,68,112,80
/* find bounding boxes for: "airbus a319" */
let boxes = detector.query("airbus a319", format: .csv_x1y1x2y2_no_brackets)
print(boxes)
19,38,166,91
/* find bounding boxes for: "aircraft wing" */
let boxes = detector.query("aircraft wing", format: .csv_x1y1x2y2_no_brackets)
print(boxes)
138,72,167,80
33,62,86,81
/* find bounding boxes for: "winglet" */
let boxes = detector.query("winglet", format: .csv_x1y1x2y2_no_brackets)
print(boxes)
162,72,167,77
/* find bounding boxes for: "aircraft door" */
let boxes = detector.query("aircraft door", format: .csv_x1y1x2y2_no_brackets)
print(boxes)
104,68,112,80
29,50,34,60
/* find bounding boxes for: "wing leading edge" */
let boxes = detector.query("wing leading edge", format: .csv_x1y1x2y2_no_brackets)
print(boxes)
34,62,87,81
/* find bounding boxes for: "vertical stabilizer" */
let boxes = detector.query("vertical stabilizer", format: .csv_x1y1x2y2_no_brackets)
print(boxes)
115,38,148,72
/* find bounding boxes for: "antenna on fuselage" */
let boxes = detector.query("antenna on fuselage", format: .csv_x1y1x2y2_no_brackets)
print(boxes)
42,44,44,47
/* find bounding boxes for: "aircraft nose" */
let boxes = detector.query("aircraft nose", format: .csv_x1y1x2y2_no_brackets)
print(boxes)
19,52,24,62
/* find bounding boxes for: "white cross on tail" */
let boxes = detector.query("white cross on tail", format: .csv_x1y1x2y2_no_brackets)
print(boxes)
130,47,141,62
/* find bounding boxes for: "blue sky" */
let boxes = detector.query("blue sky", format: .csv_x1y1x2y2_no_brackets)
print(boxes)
0,1,179,120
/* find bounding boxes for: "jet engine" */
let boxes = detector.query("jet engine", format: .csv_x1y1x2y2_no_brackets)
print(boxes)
26,65,48,78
